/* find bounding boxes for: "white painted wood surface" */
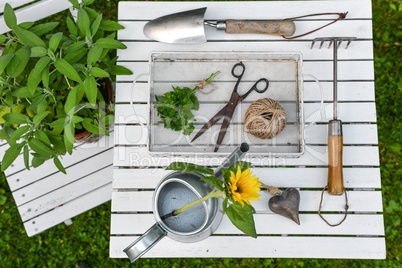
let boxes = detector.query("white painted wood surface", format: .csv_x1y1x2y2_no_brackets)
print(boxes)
111,0,385,260
0,0,80,34
1,133,114,236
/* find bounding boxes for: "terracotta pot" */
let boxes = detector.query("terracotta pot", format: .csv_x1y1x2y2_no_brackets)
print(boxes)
74,78,113,143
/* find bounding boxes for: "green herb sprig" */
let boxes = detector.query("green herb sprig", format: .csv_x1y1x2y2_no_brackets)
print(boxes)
155,71,220,135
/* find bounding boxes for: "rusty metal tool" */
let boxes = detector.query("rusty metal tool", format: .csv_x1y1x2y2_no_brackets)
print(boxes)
190,62,269,152
311,37,356,195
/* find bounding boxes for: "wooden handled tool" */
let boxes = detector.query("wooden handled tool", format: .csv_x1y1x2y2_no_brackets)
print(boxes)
224,20,295,36
143,8,296,44
328,119,343,194
311,37,356,195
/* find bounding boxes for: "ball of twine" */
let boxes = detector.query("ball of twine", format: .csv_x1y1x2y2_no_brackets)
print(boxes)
244,98,287,139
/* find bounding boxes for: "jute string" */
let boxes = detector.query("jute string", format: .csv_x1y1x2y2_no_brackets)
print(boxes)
244,98,287,139
260,182,281,196
195,80,218,95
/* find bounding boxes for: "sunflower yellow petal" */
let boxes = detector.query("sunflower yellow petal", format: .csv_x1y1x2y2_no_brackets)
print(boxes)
224,167,262,207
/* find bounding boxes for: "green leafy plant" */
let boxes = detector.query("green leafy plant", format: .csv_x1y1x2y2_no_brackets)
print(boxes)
166,161,261,238
0,0,132,173
155,71,220,135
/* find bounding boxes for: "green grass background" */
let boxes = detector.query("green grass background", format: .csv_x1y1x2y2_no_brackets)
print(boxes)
1,0,401,267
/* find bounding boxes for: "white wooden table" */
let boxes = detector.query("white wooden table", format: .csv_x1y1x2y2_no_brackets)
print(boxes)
110,0,386,259
1,133,113,236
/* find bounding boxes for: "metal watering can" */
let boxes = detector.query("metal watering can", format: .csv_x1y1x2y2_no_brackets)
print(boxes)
124,143,250,262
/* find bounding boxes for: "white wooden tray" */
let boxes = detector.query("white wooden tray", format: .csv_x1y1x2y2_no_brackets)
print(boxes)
148,51,305,157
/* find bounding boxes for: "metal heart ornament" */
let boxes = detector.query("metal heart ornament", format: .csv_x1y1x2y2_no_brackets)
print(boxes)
268,188,300,225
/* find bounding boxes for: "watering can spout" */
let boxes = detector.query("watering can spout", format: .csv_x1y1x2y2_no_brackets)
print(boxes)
214,143,249,179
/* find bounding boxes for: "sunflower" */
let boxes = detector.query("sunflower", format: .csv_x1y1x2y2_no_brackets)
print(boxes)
226,166,262,206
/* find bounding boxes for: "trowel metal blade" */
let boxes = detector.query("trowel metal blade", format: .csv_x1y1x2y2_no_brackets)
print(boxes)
143,7,207,44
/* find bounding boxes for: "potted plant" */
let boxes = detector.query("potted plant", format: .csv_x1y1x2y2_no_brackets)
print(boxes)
0,0,132,173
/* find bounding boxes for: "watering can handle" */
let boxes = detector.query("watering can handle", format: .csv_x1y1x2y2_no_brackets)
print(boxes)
303,73,324,130
214,142,249,179
123,223,166,263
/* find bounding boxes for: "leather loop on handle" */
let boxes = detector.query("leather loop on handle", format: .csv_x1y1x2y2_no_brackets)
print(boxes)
327,135,344,195
226,20,295,36
318,185,348,227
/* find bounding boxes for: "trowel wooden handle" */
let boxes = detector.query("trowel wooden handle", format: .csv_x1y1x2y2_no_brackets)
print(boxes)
327,120,344,195
225,20,295,36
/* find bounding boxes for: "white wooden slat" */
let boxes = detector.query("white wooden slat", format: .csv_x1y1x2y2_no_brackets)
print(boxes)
6,132,114,191
118,41,373,61
115,61,375,82
115,102,377,125
24,183,112,237
116,81,376,103
139,123,302,147
304,124,378,144
115,124,378,146
143,60,374,90
303,81,375,102
113,146,380,167
112,169,170,189
110,236,385,259
0,0,75,34
119,22,373,42
115,104,148,124
153,125,307,151
115,125,148,146
111,214,384,236
18,165,112,221
2,129,113,176
112,167,381,189
13,149,113,206
0,142,9,157
118,1,373,20
0,0,34,11
111,190,383,213
115,82,148,103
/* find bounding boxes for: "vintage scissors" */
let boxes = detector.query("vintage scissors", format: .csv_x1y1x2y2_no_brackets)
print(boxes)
191,62,269,152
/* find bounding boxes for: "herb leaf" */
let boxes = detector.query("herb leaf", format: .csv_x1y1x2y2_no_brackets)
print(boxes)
154,72,219,135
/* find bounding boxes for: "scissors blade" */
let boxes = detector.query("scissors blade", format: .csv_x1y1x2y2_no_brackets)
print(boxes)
190,104,229,142
214,93,241,152
214,114,232,152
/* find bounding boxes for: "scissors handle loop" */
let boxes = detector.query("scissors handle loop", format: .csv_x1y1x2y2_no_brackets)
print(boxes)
242,78,269,99
231,62,246,78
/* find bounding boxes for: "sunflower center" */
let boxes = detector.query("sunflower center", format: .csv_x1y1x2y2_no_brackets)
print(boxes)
235,184,242,193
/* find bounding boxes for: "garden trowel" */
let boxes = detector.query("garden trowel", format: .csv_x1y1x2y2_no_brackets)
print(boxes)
143,7,296,43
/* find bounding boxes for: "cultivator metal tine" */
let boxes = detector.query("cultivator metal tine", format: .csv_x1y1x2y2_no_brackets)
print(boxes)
310,37,357,120
320,39,325,49
344,38,355,49
310,39,315,49
310,37,357,49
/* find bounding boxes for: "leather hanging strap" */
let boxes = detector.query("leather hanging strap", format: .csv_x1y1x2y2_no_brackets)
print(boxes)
282,12,348,39
318,185,349,227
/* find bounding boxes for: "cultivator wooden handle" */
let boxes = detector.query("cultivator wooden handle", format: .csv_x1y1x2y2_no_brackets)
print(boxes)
327,119,344,195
